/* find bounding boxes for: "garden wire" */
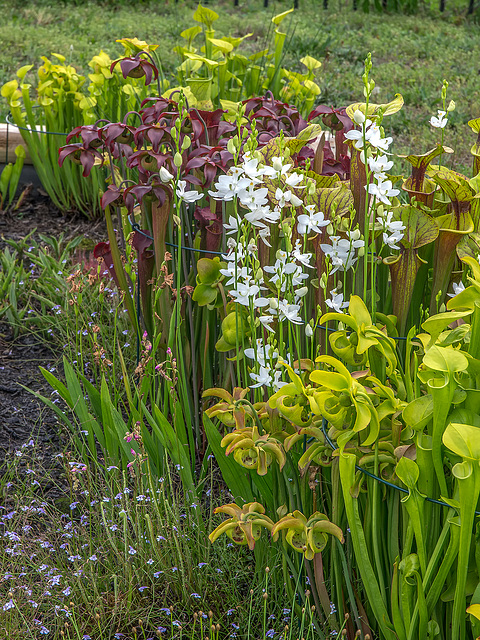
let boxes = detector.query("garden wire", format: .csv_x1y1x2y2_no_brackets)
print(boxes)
320,417,480,516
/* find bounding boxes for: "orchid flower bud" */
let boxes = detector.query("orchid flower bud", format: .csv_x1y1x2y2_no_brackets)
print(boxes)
320,273,328,291
181,136,191,151
227,139,237,155
326,223,334,236
159,166,174,183
350,228,361,241
269,298,279,310
353,110,365,126
173,152,183,168
272,156,283,172
296,286,308,298
305,323,314,338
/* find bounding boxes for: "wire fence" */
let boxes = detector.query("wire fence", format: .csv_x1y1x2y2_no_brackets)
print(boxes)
195,0,476,15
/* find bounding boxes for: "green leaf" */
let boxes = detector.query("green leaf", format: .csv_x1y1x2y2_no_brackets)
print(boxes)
399,145,454,171
443,422,480,460
384,206,439,333
180,26,203,40
295,124,324,141
208,38,234,54
184,52,219,70
222,34,253,48
303,170,339,189
396,456,419,489
402,395,433,432
192,283,217,306
185,76,214,104
447,284,480,312
421,310,472,347
309,370,350,391
348,295,372,327
430,165,476,207
468,118,480,135
314,183,354,220
423,345,468,373
193,3,219,27
272,8,294,25
346,93,404,120
196,257,221,284
300,55,322,71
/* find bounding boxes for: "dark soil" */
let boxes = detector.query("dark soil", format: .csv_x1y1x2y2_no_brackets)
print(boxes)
0,187,107,494
0,186,106,251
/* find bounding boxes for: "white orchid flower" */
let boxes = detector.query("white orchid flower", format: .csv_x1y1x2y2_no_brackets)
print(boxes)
320,236,363,274
272,369,288,391
297,208,329,235
277,300,303,324
223,215,239,235
249,366,273,388
285,172,305,188
258,226,272,247
275,188,302,208
344,119,379,150
367,154,394,175
345,120,393,153
430,110,448,129
325,290,349,313
366,179,400,206
208,174,251,201
272,156,292,174
176,180,203,203
258,315,275,333
292,239,313,268
238,186,269,209
447,281,465,298
230,283,260,306
383,230,404,251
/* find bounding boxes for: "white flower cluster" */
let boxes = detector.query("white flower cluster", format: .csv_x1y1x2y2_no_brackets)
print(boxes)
208,152,366,390
244,339,289,391
343,111,404,252
376,210,406,251
320,230,364,274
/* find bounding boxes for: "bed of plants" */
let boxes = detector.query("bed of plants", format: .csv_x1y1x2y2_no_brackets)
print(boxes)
1,0,480,219
2,2,480,639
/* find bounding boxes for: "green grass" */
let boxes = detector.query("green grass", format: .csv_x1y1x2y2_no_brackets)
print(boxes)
1,0,479,166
